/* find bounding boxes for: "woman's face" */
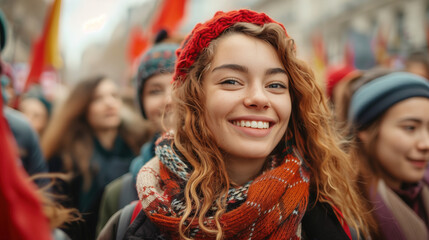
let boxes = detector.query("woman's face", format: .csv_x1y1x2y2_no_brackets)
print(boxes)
142,73,173,131
203,33,291,163
87,79,122,130
360,97,429,188
19,98,48,135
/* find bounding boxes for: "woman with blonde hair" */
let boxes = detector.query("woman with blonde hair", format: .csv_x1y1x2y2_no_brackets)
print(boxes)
42,75,150,239
102,9,371,240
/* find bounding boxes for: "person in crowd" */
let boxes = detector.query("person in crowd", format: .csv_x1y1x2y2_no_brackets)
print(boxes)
348,72,429,239
0,8,48,178
325,64,357,101
41,75,151,239
1,85,81,240
2,82,48,176
1,60,18,108
331,67,394,135
100,9,372,240
405,51,429,80
18,86,52,136
0,9,80,238
96,41,179,234
324,64,360,131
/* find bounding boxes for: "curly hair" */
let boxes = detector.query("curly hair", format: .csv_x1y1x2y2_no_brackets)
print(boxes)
172,22,371,239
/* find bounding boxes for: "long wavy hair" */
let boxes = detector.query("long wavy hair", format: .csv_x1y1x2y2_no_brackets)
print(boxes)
172,22,371,239
41,76,150,188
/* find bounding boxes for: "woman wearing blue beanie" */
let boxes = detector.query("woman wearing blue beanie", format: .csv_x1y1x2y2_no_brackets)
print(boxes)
349,72,429,239
96,41,180,236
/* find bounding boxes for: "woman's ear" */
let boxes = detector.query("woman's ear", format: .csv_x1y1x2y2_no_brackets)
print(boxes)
357,130,369,143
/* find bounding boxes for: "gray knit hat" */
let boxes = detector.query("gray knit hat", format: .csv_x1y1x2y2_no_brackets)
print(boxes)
135,43,179,119
349,72,429,129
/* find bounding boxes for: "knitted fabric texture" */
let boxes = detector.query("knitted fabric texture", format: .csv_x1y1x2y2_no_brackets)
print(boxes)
136,133,310,239
136,43,179,118
173,9,288,83
349,72,429,128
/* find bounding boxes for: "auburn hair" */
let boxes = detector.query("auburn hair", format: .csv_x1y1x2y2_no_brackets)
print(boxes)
172,22,371,239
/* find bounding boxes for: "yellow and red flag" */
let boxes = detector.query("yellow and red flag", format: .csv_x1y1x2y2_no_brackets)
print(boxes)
24,0,62,92
311,33,328,83
373,26,389,66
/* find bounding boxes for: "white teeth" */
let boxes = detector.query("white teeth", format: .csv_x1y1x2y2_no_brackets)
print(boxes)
233,120,270,129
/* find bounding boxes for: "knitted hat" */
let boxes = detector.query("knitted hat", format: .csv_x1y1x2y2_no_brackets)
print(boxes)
0,9,7,52
173,9,288,83
349,72,429,129
136,43,179,119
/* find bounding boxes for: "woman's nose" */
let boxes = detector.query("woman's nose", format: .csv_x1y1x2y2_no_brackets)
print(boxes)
243,84,269,110
105,94,120,107
417,130,429,151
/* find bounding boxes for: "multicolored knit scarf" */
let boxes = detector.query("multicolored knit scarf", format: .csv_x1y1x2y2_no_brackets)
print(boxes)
136,134,310,239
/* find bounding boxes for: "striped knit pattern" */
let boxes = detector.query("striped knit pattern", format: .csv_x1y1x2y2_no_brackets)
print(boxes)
136,135,310,239
173,9,289,83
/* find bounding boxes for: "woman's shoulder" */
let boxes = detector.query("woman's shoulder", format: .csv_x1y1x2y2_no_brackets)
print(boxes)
123,208,165,239
301,193,353,240
98,201,165,240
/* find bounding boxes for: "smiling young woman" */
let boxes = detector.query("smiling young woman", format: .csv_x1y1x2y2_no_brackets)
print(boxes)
348,72,429,240
101,9,372,240
41,76,151,239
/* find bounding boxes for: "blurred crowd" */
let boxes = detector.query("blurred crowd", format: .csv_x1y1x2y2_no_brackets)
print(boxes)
1,5,429,240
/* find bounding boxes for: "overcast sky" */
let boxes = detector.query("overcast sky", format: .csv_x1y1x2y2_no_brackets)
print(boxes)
58,0,257,68
60,0,150,67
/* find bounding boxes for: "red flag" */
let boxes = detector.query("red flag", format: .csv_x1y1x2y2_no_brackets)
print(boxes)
25,0,62,92
150,0,188,34
0,87,52,239
127,27,150,64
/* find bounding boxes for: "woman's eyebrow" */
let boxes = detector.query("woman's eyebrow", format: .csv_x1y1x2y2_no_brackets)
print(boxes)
266,68,287,76
212,64,287,77
212,64,248,73
398,118,422,124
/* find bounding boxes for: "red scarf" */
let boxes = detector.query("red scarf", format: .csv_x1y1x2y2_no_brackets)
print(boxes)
137,135,310,239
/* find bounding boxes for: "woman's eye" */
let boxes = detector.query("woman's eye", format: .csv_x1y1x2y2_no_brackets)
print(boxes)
267,83,286,89
148,89,163,95
111,92,120,99
402,125,416,131
220,79,240,85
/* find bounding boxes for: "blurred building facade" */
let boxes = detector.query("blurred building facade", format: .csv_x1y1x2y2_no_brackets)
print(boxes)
0,0,49,63
250,0,428,70
0,0,427,87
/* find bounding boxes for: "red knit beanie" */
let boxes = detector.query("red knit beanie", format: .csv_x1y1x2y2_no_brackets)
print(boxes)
173,9,288,83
